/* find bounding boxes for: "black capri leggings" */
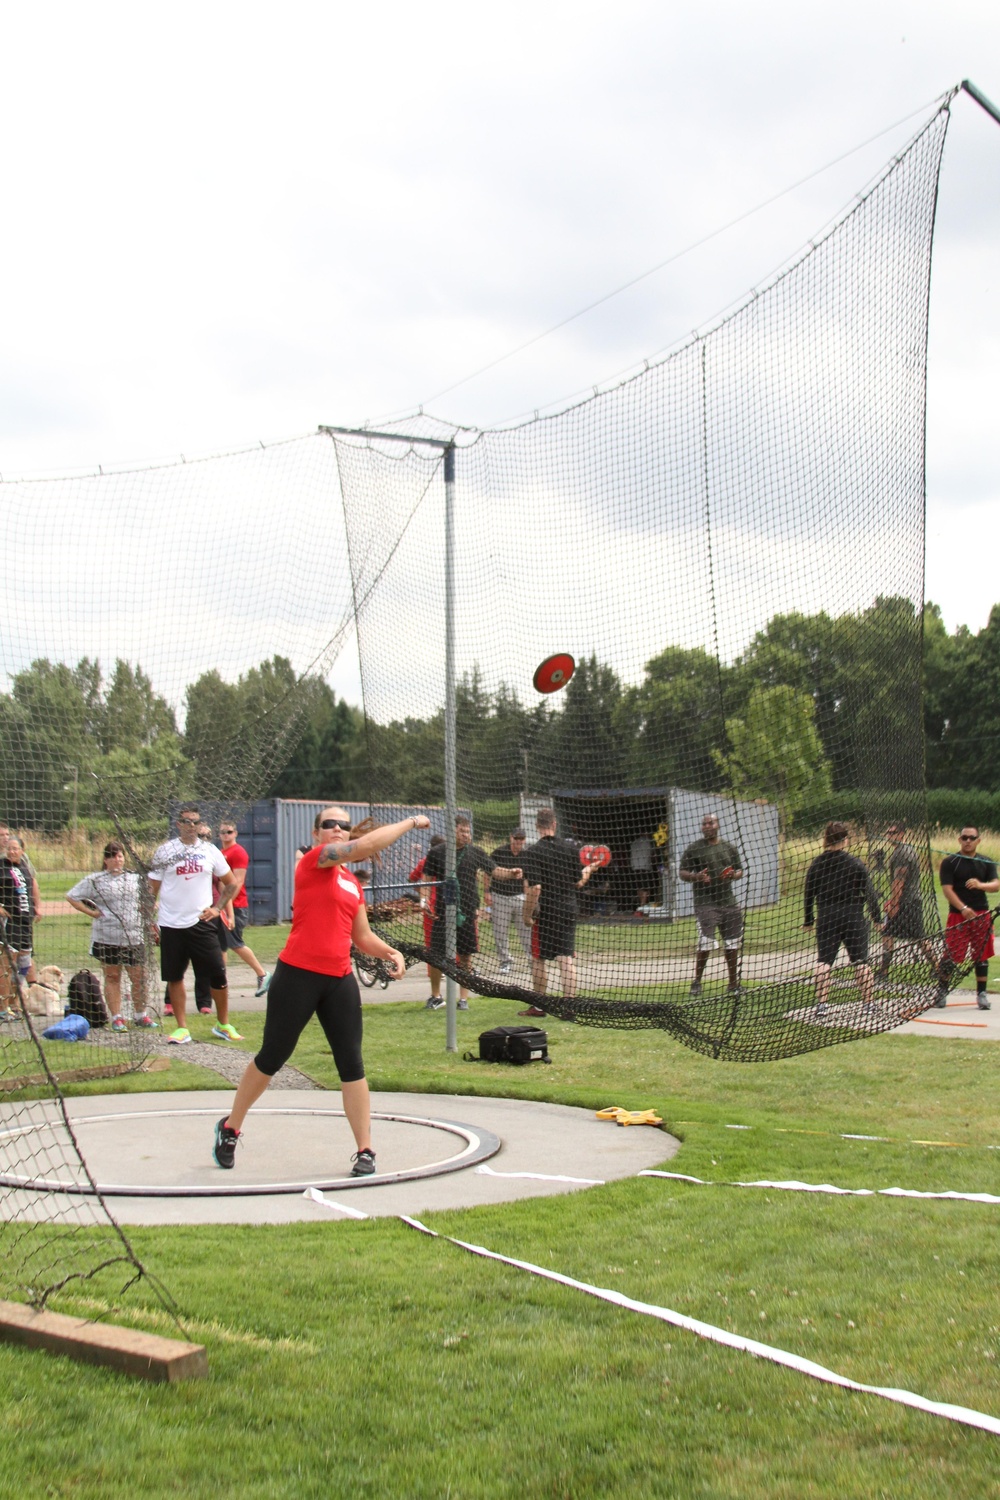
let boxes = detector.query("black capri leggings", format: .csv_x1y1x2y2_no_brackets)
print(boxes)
255,958,365,1083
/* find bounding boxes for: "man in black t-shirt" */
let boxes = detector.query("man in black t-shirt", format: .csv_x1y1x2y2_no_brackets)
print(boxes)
937,826,999,1010
520,808,599,1014
423,817,520,1008
485,828,529,972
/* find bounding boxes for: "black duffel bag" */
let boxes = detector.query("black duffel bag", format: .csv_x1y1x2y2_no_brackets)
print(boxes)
473,1024,550,1065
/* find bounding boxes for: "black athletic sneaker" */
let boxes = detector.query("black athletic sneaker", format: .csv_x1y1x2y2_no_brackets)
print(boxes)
213,1116,240,1169
932,985,949,1008
350,1148,376,1177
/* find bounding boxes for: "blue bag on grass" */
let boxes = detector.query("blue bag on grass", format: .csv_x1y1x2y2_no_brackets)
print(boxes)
42,1014,90,1041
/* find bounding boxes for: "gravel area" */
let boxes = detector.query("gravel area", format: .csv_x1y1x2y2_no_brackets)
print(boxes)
2,1017,322,1091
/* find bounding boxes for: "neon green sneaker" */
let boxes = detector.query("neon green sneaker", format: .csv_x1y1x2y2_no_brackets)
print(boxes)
167,1027,192,1045
211,1022,244,1042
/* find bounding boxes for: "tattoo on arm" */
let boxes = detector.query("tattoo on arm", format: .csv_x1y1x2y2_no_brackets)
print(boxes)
318,841,359,867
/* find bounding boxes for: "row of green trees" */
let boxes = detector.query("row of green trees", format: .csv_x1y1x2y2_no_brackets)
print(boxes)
369,595,924,821
1,595,996,830
0,655,366,828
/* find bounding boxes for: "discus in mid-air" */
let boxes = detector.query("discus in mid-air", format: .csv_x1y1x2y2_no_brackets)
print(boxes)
533,653,575,694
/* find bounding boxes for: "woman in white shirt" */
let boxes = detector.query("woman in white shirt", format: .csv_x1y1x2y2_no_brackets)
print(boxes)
67,841,156,1033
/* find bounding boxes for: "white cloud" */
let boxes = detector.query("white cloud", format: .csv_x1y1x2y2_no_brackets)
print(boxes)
0,0,996,684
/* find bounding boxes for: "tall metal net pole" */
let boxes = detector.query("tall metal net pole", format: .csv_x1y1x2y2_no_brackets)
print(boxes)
443,442,458,1051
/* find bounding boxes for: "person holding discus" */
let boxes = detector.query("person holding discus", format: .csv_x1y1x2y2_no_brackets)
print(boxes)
212,806,430,1176
936,826,999,1010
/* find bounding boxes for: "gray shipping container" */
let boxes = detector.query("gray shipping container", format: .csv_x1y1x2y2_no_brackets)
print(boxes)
169,797,472,925
274,799,471,923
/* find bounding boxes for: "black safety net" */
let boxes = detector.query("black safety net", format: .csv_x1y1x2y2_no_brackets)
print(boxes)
332,98,973,1063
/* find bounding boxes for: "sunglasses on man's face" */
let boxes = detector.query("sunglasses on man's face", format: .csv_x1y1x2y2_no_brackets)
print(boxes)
960,834,979,841
178,817,200,826
320,818,352,831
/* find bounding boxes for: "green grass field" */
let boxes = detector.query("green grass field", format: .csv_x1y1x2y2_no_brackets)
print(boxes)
2,996,999,1498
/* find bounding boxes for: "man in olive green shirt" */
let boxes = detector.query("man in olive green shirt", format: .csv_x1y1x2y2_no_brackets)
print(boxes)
679,813,743,996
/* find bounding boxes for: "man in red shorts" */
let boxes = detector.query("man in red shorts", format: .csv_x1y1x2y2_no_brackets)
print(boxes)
936,826,998,1010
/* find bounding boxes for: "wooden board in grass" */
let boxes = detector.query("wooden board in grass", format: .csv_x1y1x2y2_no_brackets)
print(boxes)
0,1300,207,1382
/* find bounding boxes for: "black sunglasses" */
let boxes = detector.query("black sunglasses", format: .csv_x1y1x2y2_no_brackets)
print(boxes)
320,818,352,831
177,817,200,826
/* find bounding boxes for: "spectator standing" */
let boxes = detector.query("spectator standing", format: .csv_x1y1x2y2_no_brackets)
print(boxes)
485,827,530,972
67,841,156,1031
803,821,881,1014
410,834,445,1009
0,824,42,925
520,808,598,1015
877,823,936,978
678,814,744,996
937,826,999,1010
148,805,241,1044
423,817,520,1009
0,836,38,987
218,821,271,997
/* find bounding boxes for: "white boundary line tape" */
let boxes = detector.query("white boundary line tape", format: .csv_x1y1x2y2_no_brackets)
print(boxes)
400,1215,1000,1437
475,1165,606,1185
639,1171,1000,1204
303,1188,369,1218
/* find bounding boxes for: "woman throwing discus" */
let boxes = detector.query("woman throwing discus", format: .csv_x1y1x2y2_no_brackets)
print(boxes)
212,806,429,1176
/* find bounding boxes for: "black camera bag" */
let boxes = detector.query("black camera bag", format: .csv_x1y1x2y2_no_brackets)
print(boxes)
477,1024,549,1065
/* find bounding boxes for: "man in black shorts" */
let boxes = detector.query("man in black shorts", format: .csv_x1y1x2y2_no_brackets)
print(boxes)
877,823,935,979
423,816,521,1009
148,805,242,1044
520,808,598,1015
803,822,881,1012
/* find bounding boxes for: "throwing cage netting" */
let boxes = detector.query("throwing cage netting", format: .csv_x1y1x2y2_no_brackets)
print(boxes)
333,96,966,1059
0,89,979,1306
0,436,356,1308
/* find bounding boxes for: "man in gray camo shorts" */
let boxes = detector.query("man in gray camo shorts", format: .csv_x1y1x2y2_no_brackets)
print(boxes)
679,813,744,997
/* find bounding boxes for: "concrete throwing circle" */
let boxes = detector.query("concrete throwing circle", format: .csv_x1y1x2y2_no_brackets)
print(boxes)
0,1104,501,1197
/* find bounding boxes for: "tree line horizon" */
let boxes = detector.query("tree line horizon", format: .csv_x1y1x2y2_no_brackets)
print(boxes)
0,595,996,831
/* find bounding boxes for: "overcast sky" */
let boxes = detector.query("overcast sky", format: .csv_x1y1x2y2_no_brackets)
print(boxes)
1,2,997,705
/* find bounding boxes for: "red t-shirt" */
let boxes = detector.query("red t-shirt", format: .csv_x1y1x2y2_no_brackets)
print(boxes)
409,855,436,914
280,846,363,976
224,842,250,908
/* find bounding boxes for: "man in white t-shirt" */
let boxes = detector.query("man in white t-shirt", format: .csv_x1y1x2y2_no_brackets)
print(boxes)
148,805,241,1045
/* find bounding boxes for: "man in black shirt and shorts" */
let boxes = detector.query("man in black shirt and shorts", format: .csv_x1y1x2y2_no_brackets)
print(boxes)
423,816,521,1009
937,826,999,1010
520,808,598,1015
803,822,881,1013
